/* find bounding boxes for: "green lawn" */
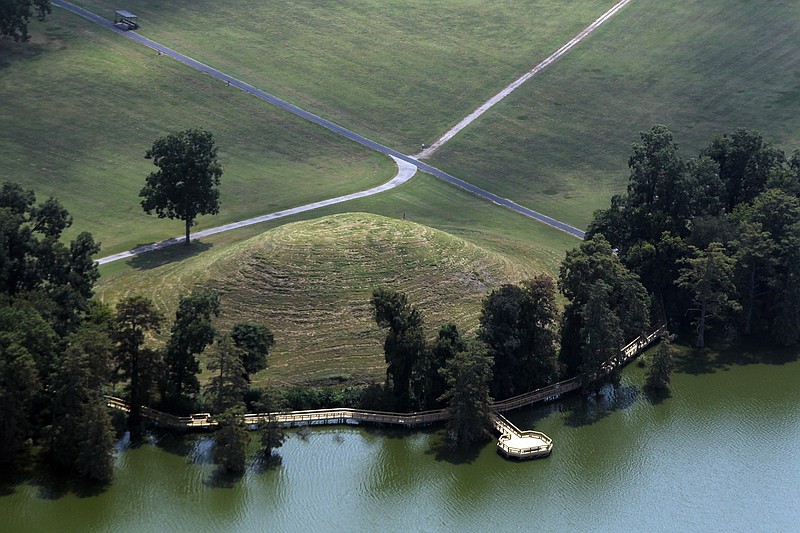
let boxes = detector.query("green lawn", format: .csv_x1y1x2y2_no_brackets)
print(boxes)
0,10,392,255
429,0,800,228
69,0,619,153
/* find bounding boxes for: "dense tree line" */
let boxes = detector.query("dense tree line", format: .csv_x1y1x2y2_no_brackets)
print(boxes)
589,125,800,347
0,182,276,480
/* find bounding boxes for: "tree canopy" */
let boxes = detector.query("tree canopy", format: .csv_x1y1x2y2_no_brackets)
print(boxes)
0,0,50,41
140,129,223,245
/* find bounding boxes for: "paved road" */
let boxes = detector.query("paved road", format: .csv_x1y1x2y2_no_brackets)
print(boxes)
53,0,586,265
96,157,417,264
417,0,634,159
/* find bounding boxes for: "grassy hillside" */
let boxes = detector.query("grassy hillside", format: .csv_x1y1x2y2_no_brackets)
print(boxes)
69,0,619,152
430,0,800,227
98,212,549,385
0,9,392,255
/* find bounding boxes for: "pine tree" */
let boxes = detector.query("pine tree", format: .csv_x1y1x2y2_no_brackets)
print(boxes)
646,333,675,392
213,408,249,475
438,343,494,449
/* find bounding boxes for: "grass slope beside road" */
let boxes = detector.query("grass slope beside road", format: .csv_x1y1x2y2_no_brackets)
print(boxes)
430,0,800,228
69,0,619,153
0,11,392,255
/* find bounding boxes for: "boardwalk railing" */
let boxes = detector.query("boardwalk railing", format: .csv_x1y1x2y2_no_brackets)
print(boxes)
107,325,665,431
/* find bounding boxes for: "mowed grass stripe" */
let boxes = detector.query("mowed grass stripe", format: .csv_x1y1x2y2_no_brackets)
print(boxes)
0,10,393,255
429,0,800,228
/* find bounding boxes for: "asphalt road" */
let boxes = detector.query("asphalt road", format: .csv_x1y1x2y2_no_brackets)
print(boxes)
52,0,586,265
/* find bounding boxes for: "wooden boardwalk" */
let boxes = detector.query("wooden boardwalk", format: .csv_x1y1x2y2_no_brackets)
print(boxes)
106,326,664,457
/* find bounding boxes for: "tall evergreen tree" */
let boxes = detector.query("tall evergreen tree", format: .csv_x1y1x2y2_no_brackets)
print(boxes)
50,326,115,482
112,296,164,434
478,276,560,399
206,334,249,413
213,407,249,476
418,323,466,409
438,343,494,449
646,333,675,392
163,290,220,412
578,281,624,391
558,235,649,376
371,288,425,408
677,242,740,348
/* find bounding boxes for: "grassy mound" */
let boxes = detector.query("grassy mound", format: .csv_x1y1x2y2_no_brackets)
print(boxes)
98,213,540,385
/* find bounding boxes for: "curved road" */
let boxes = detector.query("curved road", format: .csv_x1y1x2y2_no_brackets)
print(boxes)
53,0,587,265
96,156,417,265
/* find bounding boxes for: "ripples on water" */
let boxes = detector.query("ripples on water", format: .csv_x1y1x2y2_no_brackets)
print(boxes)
1,359,799,532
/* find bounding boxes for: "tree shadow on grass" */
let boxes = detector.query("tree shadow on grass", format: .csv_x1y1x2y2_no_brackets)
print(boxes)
562,383,639,428
0,40,46,70
125,240,213,271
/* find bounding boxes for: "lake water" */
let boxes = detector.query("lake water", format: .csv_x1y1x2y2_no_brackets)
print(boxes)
2,355,799,532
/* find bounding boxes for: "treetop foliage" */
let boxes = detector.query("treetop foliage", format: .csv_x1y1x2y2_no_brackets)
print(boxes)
140,129,223,244
0,0,50,42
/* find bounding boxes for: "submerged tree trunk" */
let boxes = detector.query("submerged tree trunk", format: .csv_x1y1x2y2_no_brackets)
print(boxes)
696,300,707,348
743,263,756,335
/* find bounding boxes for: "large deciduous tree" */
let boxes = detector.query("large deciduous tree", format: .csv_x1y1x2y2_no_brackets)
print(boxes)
140,129,223,245
478,276,560,399
0,0,50,42
230,322,274,380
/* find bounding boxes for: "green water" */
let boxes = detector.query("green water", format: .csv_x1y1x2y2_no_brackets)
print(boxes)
2,358,799,532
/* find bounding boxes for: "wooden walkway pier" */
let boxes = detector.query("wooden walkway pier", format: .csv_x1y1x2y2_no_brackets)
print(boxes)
107,326,663,459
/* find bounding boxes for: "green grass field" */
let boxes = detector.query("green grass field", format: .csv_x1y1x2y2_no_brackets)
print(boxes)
69,0,619,152
0,9,392,255
98,211,566,386
429,0,800,227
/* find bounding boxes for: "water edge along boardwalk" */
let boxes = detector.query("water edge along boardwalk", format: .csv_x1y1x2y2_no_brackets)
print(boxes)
106,326,663,460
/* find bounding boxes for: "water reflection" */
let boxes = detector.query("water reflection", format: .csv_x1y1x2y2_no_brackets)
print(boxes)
1,358,799,531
